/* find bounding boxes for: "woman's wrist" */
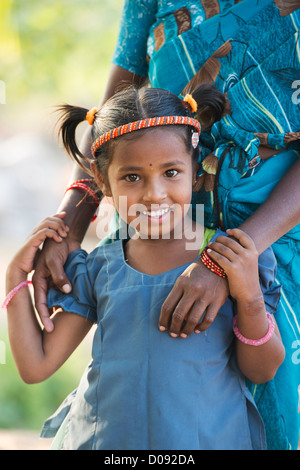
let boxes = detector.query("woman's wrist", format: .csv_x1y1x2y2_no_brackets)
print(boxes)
57,188,99,244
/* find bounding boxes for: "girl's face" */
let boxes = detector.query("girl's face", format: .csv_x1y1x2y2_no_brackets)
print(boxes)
94,127,197,240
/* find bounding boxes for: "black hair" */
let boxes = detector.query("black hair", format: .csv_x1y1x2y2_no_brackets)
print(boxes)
56,84,227,176
191,83,227,131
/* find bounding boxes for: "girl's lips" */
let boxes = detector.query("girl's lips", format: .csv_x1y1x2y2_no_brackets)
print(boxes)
141,207,171,218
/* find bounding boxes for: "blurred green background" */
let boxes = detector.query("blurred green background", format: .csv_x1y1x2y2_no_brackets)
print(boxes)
0,0,123,443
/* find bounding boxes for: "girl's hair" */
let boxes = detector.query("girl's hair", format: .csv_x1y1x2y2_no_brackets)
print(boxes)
56,84,226,176
192,84,227,130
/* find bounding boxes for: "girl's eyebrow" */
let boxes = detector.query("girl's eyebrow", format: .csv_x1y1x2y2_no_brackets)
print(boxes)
118,165,143,173
118,160,186,173
160,160,186,168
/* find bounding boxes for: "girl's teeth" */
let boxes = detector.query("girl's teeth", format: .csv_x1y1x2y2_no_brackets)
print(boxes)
142,208,170,217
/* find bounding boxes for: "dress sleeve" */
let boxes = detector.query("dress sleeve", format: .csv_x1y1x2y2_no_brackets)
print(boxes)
112,0,157,77
47,249,97,323
257,247,281,315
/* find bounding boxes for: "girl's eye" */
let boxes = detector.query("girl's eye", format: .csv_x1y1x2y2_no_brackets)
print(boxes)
124,174,140,182
164,169,178,178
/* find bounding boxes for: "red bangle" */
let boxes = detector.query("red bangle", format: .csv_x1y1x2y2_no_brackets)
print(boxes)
200,247,227,279
65,180,100,207
65,180,100,222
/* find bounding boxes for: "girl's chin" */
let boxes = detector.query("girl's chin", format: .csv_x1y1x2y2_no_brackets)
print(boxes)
128,219,184,240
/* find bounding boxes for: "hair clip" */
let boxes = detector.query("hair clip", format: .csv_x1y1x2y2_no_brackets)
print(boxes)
192,132,200,148
86,107,98,126
183,94,198,113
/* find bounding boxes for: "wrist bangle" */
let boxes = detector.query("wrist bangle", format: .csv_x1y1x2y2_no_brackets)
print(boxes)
65,179,100,207
200,246,227,279
233,312,275,346
2,280,33,309
65,179,100,222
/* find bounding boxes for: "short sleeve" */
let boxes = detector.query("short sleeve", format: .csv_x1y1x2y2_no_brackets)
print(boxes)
257,247,281,315
47,249,97,323
112,0,157,77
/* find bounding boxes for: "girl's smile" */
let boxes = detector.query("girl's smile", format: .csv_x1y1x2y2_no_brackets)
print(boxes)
99,127,197,240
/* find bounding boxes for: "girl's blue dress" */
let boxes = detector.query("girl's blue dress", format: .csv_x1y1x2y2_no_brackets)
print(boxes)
112,0,300,449
42,231,280,450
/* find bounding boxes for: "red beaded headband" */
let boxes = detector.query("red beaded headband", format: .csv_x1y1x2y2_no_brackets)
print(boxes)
91,116,201,157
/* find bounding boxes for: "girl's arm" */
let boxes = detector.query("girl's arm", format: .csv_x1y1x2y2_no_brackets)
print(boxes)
33,64,148,332
159,158,300,337
6,214,93,384
207,229,285,384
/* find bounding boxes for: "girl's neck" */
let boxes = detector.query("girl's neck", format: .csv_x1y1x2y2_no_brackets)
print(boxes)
124,222,204,275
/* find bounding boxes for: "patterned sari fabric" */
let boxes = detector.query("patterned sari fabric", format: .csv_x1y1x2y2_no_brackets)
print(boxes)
113,0,300,449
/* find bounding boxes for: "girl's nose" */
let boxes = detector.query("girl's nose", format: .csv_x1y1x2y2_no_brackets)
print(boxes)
142,179,167,203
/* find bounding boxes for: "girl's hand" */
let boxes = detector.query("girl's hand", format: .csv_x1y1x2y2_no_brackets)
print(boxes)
207,228,262,303
159,261,230,338
9,213,69,276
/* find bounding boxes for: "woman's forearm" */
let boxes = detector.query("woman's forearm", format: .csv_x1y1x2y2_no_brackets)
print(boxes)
57,127,98,244
239,158,300,253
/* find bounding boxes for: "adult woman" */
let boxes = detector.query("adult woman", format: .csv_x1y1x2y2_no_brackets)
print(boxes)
34,0,300,449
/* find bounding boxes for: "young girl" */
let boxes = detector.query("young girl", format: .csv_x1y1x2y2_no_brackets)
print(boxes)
5,86,285,450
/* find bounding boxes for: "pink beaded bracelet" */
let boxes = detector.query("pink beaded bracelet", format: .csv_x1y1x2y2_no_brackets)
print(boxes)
233,312,275,346
2,280,33,309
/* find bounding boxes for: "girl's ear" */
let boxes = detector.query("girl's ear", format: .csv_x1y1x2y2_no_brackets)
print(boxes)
90,161,112,197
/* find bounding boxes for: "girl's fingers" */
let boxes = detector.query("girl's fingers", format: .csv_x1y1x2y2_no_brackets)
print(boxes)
206,248,231,271
211,235,243,254
207,240,238,263
30,214,69,240
27,227,65,249
226,228,256,250
207,229,257,263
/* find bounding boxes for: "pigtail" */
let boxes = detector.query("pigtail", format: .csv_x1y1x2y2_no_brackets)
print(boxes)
56,104,91,169
191,84,227,131
186,84,231,193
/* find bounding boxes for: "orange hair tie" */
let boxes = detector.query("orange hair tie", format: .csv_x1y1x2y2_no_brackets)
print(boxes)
183,94,198,113
86,107,98,126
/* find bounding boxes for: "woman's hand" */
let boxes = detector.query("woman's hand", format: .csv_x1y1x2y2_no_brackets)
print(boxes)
31,224,80,333
9,213,69,276
159,260,230,338
7,213,72,332
207,228,262,304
